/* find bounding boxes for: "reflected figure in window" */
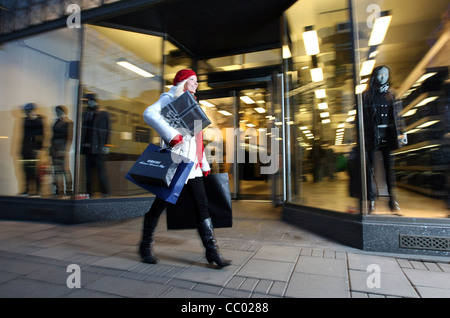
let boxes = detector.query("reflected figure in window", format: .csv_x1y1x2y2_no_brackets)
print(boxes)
309,141,324,182
362,65,407,214
50,105,73,197
323,143,336,181
20,103,44,196
81,92,111,198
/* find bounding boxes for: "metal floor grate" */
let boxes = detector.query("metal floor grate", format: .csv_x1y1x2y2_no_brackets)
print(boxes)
399,234,450,251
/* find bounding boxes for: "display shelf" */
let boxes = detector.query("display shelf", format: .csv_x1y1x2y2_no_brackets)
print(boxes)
396,182,448,197
403,115,442,132
394,139,447,154
395,165,449,172
393,62,449,198
400,91,443,115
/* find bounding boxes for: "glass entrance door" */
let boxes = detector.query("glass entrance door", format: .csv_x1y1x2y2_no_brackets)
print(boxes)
238,87,272,200
198,79,283,202
199,91,238,198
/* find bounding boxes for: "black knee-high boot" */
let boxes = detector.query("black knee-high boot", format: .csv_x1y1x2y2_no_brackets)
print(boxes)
197,218,231,268
139,214,159,264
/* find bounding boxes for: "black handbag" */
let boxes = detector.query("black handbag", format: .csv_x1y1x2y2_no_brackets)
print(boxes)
166,173,232,229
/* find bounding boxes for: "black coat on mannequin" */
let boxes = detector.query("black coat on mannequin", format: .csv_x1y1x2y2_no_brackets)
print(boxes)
81,95,111,197
362,66,405,152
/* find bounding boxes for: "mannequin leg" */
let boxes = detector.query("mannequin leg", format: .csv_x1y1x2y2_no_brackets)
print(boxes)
381,148,400,212
366,150,376,213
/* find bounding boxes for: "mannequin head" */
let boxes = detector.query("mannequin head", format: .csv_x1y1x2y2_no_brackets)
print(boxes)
369,65,392,89
376,67,389,85
55,105,68,119
23,103,37,117
84,92,98,108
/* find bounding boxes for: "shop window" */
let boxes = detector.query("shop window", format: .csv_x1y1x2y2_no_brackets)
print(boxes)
78,25,164,198
353,0,449,218
0,27,81,198
285,0,358,213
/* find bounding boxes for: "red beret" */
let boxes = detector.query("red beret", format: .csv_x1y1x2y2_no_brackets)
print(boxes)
172,69,197,86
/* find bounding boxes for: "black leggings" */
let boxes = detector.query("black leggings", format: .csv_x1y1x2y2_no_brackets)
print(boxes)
367,147,396,200
146,177,209,222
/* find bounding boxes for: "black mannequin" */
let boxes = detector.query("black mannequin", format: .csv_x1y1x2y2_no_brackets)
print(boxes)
50,105,73,197
81,93,111,198
20,103,44,196
362,65,407,214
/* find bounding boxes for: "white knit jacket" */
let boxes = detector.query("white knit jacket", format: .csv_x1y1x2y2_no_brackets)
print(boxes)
143,86,210,180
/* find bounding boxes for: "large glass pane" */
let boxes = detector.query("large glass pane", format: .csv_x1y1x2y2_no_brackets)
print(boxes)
163,40,194,89
199,49,282,73
78,25,163,198
238,87,275,200
196,49,284,202
197,49,282,92
200,94,237,197
352,0,449,218
0,27,81,198
285,0,358,213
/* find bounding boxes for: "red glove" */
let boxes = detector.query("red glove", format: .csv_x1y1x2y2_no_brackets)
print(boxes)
203,170,210,177
169,134,183,147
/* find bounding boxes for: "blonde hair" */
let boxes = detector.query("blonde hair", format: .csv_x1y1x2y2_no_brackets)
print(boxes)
173,79,188,98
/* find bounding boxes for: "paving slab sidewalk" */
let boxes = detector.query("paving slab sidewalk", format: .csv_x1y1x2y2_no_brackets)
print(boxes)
0,201,449,299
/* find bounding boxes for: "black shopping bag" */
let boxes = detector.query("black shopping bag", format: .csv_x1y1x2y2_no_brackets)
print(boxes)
166,173,232,229
161,91,211,136
125,144,194,204
128,147,178,187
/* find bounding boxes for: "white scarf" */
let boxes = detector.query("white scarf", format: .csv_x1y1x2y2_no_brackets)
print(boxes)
379,83,389,93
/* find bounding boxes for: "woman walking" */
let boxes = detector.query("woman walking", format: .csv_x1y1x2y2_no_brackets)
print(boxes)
139,69,231,268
